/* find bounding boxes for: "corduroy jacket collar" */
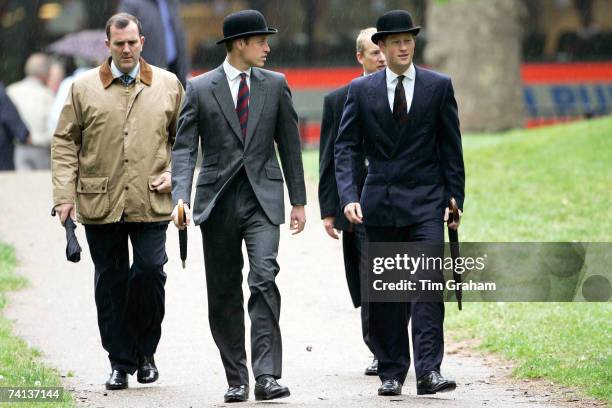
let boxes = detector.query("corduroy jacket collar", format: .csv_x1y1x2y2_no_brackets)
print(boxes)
99,57,152,88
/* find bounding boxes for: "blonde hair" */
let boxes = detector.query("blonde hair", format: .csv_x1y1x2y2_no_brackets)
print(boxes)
356,27,377,53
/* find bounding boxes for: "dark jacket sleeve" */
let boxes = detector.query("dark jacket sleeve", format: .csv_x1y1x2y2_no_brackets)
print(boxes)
0,86,28,144
438,78,465,210
318,93,339,218
274,77,307,206
171,80,200,207
334,81,362,210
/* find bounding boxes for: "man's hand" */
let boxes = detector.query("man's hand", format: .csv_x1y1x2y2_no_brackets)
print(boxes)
444,206,462,230
56,203,75,225
290,205,306,235
323,216,340,239
151,172,171,193
171,203,191,230
343,202,363,224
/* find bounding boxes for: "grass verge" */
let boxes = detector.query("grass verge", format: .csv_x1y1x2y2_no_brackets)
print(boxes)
0,243,74,407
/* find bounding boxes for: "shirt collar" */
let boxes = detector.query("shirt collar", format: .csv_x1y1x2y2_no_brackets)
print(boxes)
110,60,140,80
386,63,415,84
223,59,251,81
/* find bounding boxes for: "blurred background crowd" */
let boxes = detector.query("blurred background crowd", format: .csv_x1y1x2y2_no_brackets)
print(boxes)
1,0,611,171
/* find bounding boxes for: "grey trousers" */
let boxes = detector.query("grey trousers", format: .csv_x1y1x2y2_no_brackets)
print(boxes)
15,145,50,171
200,169,282,386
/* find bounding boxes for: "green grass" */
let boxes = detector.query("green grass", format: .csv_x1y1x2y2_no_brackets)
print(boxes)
0,243,74,407
303,116,612,403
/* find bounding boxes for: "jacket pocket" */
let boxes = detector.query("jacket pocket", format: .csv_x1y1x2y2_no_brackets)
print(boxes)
202,153,219,168
196,169,218,186
77,176,110,220
265,166,283,181
148,175,173,215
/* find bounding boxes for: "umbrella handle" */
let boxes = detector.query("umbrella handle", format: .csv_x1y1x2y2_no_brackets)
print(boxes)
448,197,460,225
178,199,185,227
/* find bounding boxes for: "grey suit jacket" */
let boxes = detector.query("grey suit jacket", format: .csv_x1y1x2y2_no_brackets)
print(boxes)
171,65,307,226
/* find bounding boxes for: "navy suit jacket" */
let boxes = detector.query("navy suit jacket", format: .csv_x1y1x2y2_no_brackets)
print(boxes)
318,84,367,231
334,66,465,227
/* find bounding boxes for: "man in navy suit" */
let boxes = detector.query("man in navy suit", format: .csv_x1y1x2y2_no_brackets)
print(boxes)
318,27,386,377
335,10,464,397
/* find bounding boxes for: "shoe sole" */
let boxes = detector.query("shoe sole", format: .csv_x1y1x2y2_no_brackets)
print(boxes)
137,374,159,384
105,384,128,390
364,370,378,376
417,383,457,395
378,391,402,396
224,397,248,403
254,389,290,401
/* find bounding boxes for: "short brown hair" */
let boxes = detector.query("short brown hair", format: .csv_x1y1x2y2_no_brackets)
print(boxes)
105,13,142,40
225,37,252,53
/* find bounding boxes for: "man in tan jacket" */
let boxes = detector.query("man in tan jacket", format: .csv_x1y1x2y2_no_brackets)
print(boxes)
52,13,183,390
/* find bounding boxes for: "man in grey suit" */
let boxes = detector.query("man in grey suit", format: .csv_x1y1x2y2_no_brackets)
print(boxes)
171,10,306,404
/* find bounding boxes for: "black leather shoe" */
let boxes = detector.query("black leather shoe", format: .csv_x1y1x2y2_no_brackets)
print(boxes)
105,369,128,390
417,371,457,395
378,378,402,396
137,355,159,384
224,385,249,403
364,358,378,376
254,375,290,401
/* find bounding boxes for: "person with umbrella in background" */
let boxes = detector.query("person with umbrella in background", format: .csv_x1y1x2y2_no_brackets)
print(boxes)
51,13,183,390
318,27,386,377
335,10,464,397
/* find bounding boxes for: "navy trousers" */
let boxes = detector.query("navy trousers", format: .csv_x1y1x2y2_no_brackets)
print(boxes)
365,219,445,384
342,225,374,355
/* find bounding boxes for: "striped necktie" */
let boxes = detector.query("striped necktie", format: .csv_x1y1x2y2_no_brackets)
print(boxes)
236,73,249,139
393,75,408,125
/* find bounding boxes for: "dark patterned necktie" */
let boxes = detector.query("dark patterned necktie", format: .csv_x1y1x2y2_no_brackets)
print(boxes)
236,73,249,139
393,75,408,125
120,73,133,86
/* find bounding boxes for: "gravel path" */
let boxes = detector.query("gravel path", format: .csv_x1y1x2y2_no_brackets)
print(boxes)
0,171,568,407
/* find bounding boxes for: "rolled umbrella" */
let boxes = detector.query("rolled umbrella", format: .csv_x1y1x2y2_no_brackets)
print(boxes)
447,197,462,310
178,199,188,268
51,207,82,263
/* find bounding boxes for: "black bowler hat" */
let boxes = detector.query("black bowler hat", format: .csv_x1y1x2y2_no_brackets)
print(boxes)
216,9,278,45
371,10,421,44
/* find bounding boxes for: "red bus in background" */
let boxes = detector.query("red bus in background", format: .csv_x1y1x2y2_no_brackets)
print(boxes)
273,62,612,145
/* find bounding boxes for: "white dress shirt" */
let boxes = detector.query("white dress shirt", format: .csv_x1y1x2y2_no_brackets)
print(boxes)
223,59,251,108
386,63,416,114
110,60,140,82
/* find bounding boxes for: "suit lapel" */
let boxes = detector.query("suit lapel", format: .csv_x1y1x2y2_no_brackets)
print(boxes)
211,66,244,145
244,68,267,150
367,70,397,158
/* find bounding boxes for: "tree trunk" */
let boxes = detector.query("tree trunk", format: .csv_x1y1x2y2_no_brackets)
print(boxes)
424,0,525,132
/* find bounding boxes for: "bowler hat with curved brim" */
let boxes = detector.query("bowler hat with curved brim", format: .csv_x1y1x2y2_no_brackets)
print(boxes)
216,9,278,45
371,10,421,44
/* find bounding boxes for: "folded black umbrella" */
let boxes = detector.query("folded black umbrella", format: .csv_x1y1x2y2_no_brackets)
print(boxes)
51,207,82,263
64,217,82,263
